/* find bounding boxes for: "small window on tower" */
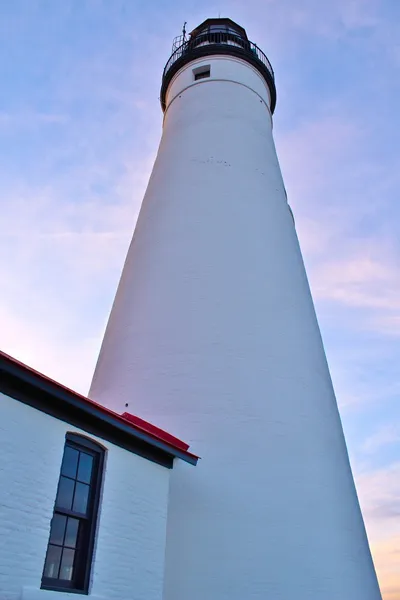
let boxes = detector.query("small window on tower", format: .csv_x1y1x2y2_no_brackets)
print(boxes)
193,65,210,81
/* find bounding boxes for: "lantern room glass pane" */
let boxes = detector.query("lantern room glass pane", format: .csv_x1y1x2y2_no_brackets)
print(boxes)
209,24,226,33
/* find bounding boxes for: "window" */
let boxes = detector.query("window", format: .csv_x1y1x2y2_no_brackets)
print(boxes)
208,24,238,35
41,433,105,593
193,65,210,81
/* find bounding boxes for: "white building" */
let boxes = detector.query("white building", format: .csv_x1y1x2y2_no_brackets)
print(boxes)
0,350,197,600
0,17,382,600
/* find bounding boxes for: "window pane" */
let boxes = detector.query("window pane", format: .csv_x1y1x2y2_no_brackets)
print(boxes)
209,25,227,32
77,452,93,484
49,514,67,546
56,476,75,510
65,517,80,548
59,548,75,581
43,544,62,579
61,446,79,479
73,482,89,514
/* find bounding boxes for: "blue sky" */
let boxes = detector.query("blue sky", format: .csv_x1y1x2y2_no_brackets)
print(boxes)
1,0,399,596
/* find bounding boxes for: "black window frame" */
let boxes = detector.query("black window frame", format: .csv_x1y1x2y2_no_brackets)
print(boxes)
193,65,211,81
41,433,105,594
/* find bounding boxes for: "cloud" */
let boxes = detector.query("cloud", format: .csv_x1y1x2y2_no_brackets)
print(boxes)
362,425,400,455
370,536,400,600
0,3,167,396
356,463,400,599
228,0,382,45
357,463,400,539
0,145,156,393
337,0,381,29
311,252,400,318
272,107,400,342
0,299,101,394
0,111,68,129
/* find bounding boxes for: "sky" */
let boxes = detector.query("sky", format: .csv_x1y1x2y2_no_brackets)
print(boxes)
0,0,399,596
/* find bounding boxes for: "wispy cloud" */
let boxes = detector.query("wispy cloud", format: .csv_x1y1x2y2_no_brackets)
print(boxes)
276,110,400,345
0,110,68,128
357,462,400,537
229,0,384,45
0,149,155,393
311,251,400,324
370,536,400,600
362,425,400,454
355,462,400,598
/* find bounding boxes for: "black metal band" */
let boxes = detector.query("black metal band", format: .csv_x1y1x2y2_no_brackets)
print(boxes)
161,41,276,114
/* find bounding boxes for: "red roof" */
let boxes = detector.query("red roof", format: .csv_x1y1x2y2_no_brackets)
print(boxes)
121,412,189,451
0,349,197,462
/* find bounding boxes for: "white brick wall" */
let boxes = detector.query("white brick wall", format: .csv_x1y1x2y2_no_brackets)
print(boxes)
0,392,170,600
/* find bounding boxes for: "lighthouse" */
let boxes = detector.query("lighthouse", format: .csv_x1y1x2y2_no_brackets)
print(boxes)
90,18,382,600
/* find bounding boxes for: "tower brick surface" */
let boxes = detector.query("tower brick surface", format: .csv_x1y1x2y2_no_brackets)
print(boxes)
90,19,382,600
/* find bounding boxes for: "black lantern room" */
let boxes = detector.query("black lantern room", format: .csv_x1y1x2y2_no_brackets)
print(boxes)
161,18,276,114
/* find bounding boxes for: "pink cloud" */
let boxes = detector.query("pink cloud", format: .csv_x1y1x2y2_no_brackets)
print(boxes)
355,463,400,599
362,425,400,454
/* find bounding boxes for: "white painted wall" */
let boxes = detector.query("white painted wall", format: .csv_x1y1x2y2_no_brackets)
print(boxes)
90,54,382,599
166,55,271,112
0,392,170,600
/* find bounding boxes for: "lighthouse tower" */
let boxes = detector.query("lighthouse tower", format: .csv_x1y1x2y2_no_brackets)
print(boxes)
90,19,381,600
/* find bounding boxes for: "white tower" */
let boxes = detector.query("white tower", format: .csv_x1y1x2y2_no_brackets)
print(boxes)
90,19,381,600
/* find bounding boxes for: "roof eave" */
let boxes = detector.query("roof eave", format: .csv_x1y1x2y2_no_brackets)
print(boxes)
0,351,198,467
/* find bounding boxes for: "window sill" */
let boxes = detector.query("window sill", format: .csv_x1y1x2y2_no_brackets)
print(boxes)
21,587,105,600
